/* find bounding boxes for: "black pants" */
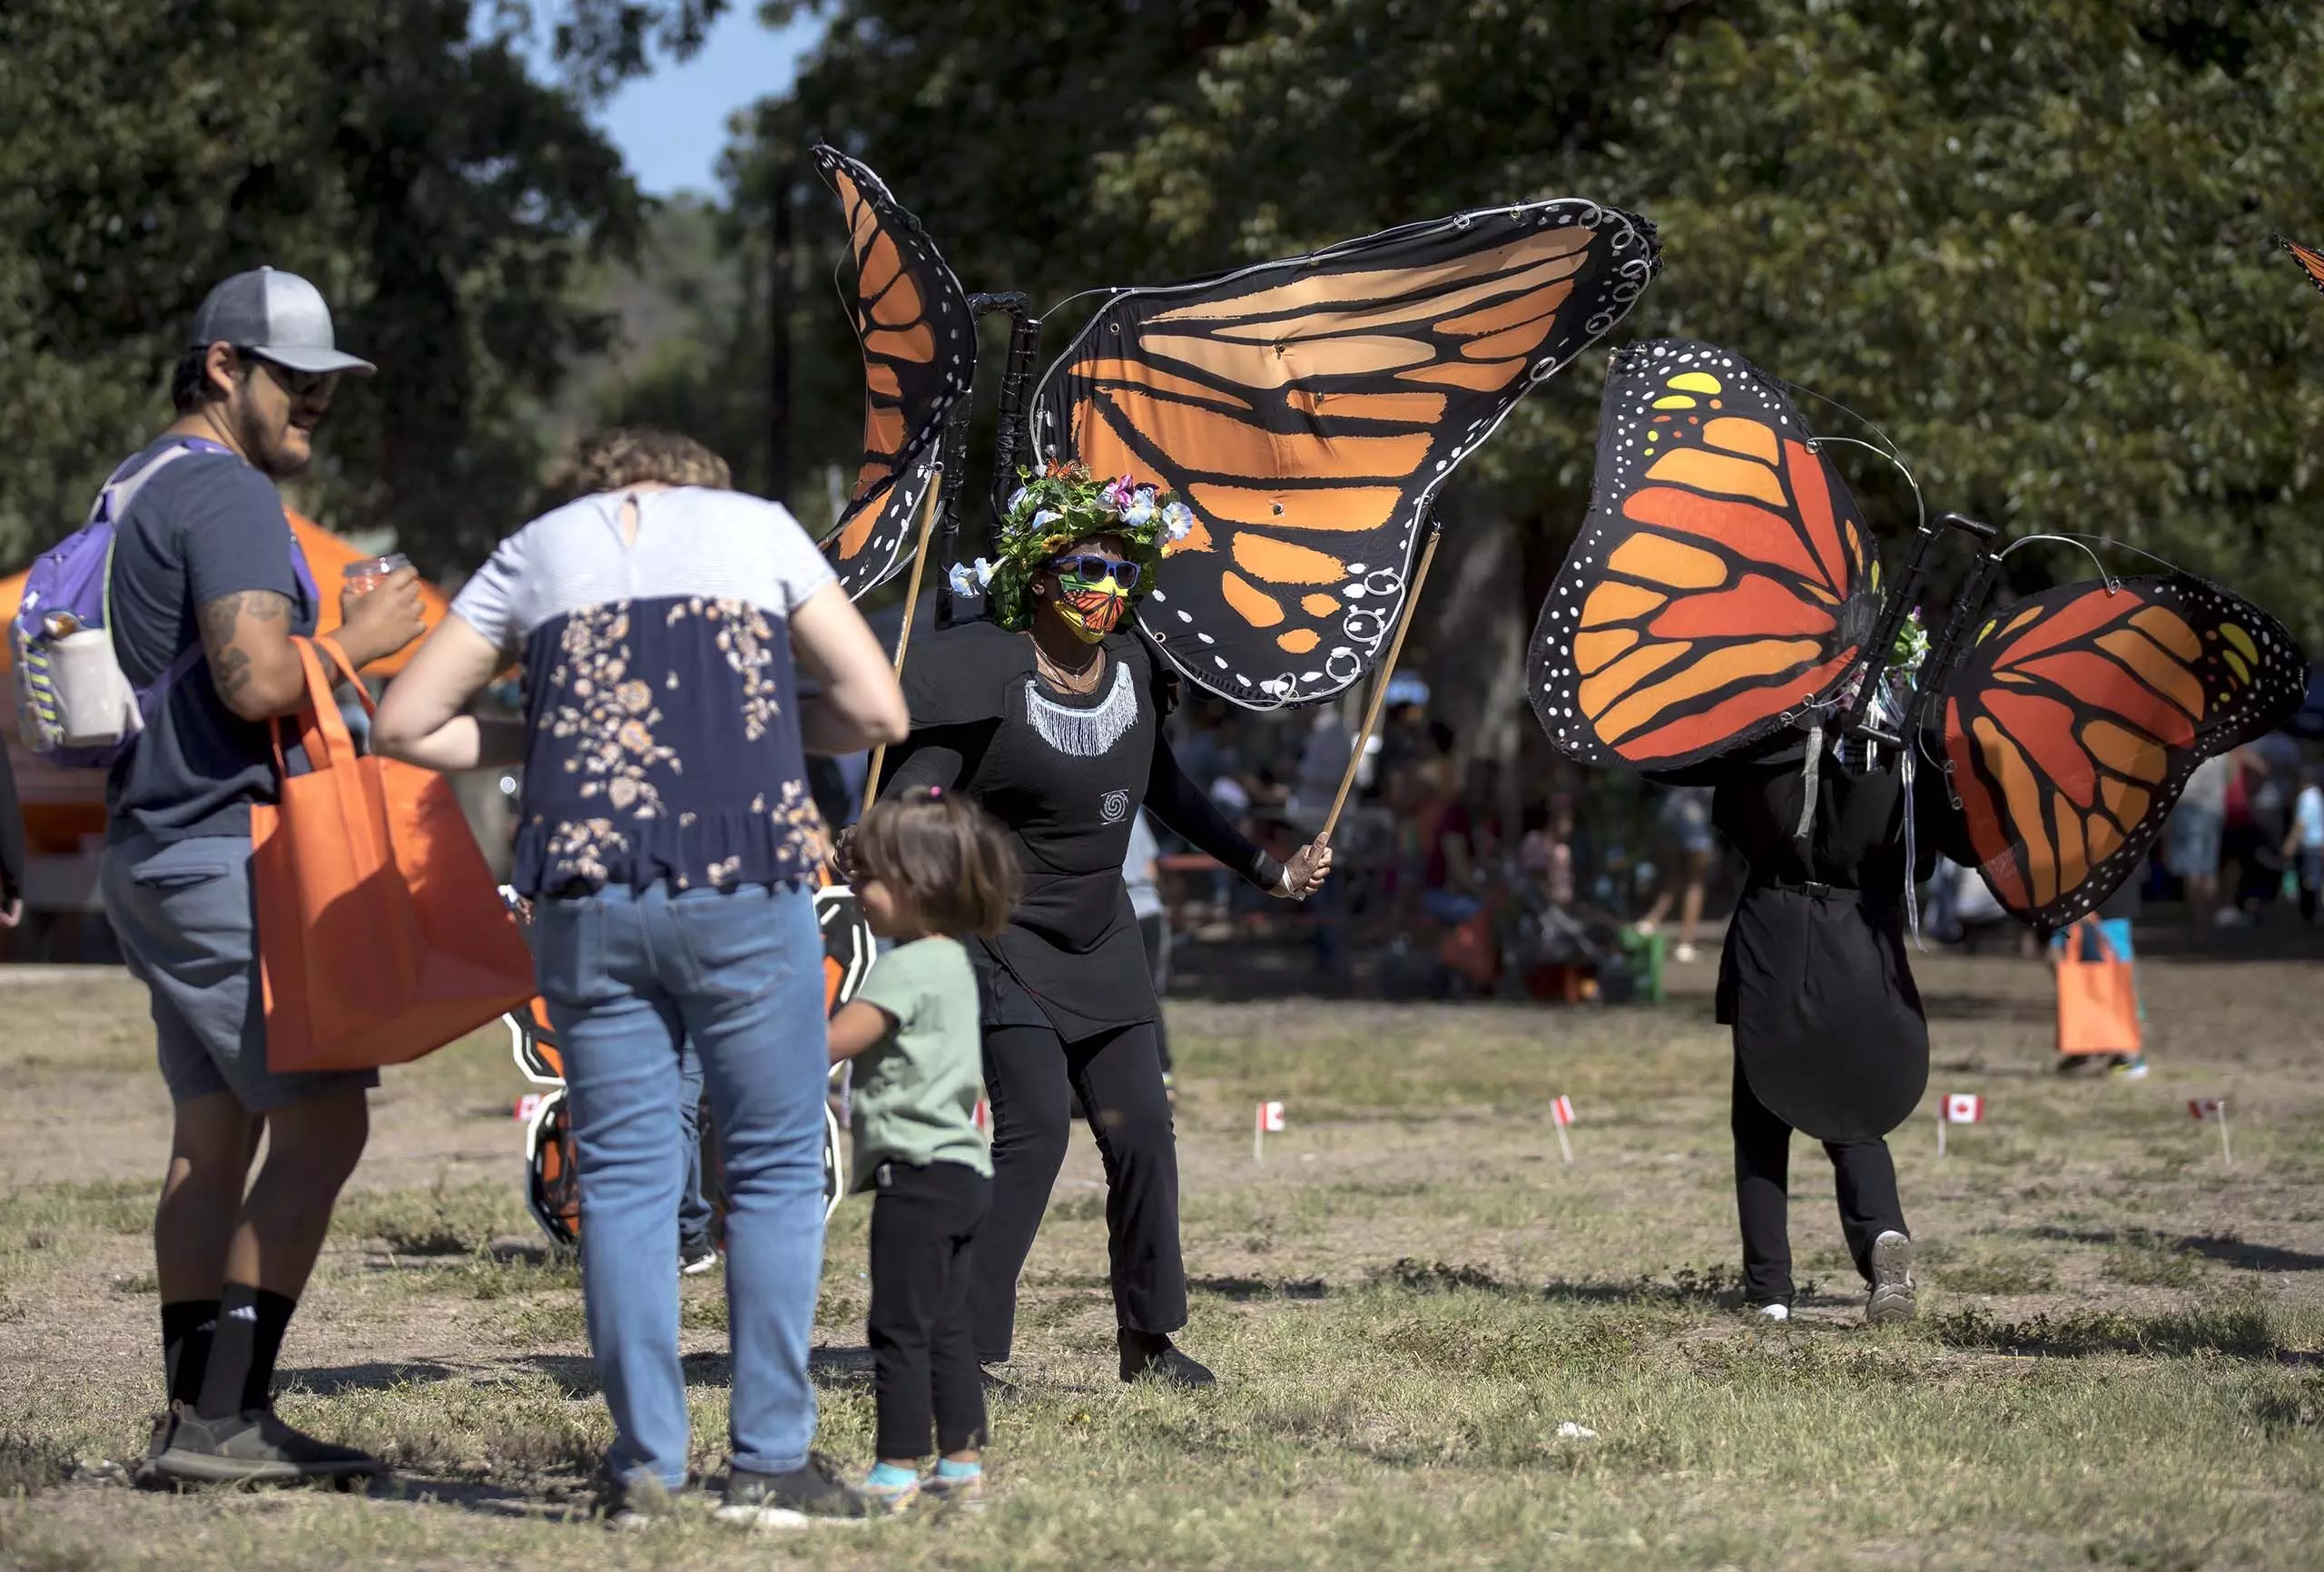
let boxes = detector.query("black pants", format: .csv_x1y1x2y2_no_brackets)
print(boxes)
868,1160,990,1460
1137,914,1173,1073
1731,1056,1905,1306
970,1017,1184,1361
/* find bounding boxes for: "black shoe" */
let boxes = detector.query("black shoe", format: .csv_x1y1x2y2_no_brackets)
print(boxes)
596,1467,676,1529
1118,1329,1216,1386
979,1361,1021,1394
151,1408,379,1485
680,1238,720,1277
713,1453,867,1528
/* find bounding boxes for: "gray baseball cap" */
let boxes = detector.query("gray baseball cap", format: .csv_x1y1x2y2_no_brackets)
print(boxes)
186,266,375,377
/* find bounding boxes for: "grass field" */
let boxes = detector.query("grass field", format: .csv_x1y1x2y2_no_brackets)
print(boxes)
4,929,2323,1570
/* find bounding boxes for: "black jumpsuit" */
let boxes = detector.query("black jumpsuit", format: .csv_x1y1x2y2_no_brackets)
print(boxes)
1659,728,1972,1307
882,621,1282,1361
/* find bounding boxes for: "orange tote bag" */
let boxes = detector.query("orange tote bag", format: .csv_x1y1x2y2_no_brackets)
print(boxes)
255,637,535,1072
2053,917,2141,1057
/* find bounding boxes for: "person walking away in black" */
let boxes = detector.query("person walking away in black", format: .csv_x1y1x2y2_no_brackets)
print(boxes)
107,270,427,1482
875,466,1330,1385
1651,703,1973,1326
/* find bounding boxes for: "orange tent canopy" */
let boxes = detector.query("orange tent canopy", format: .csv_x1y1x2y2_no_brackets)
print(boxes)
0,509,453,679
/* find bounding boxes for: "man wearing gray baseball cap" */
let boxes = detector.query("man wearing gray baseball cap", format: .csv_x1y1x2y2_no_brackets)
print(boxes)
103,266,424,1485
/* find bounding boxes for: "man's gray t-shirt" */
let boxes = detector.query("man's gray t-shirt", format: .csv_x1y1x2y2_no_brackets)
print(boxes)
105,439,318,844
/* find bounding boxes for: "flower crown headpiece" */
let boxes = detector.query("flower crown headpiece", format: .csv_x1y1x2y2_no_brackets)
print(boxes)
950,460,1195,631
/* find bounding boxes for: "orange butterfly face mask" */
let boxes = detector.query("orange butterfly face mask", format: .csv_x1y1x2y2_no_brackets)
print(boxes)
1049,560,1137,643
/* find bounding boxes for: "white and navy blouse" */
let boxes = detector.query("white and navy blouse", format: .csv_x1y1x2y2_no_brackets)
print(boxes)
451,486,835,898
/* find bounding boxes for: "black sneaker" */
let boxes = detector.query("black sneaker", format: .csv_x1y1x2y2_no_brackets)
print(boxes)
713,1454,867,1528
680,1239,720,1277
1866,1230,1916,1326
596,1468,676,1530
151,1409,379,1485
1118,1330,1216,1387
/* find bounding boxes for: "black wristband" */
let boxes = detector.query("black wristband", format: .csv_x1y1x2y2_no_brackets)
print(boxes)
1249,851,1285,892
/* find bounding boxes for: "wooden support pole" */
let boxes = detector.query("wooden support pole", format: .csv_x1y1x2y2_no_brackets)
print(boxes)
1320,523,1444,844
860,473,947,818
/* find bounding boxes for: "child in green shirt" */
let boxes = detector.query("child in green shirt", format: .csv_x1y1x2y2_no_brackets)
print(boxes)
828,787,1019,1512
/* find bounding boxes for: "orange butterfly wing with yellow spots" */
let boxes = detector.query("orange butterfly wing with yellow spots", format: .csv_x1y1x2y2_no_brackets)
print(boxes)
812,146,974,600
1941,575,2304,928
1531,340,1883,768
1034,200,1659,708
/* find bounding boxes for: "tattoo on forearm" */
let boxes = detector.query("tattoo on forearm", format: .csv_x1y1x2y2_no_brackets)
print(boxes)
196,591,290,703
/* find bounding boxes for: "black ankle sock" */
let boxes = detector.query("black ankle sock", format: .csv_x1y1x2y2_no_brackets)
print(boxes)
194,1284,299,1420
161,1300,220,1408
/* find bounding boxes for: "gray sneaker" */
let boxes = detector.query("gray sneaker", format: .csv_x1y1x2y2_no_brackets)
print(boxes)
151,1409,379,1485
713,1454,867,1528
1866,1231,1916,1326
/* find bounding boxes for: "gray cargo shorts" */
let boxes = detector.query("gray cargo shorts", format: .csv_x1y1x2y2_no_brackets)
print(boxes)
101,833,378,1113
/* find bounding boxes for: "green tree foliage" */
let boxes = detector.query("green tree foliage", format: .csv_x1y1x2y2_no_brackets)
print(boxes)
740,0,2324,649
0,0,659,577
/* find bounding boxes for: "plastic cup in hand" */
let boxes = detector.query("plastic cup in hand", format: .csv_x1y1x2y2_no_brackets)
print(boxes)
344,552,411,597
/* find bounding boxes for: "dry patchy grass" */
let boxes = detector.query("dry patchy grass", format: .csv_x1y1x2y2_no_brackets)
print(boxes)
2,936,2322,1568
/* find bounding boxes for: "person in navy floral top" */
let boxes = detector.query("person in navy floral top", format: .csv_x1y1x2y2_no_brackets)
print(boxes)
377,428,906,1525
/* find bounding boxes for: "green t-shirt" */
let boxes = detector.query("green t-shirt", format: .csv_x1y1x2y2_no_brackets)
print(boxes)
849,936,990,1185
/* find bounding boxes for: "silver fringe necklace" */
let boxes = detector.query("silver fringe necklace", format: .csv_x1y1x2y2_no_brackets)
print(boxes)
1025,663,1138,759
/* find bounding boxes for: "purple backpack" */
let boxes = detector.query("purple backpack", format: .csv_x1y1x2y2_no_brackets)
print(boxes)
10,437,311,770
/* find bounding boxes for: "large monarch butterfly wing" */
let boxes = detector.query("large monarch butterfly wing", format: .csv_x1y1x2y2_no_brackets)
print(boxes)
2275,233,2324,300
1033,201,1659,708
811,146,975,599
1942,574,2306,928
1530,339,1882,770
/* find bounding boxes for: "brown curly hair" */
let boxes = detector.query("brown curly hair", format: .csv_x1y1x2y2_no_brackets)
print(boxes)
852,788,1020,938
569,427,733,495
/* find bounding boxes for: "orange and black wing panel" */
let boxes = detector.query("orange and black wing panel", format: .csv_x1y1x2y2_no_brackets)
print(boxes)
1942,573,2304,928
2276,233,2324,300
814,881,877,1017
1033,199,1659,708
811,146,975,600
1531,339,1882,770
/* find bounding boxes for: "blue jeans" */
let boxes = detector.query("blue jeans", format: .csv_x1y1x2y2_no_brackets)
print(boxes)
534,881,828,1488
678,1044,714,1251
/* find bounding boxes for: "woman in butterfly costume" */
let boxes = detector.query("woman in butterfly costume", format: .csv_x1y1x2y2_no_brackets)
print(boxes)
877,466,1331,1386
1531,340,2304,1322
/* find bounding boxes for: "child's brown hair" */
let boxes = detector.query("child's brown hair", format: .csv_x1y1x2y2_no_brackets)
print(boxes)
852,787,1020,938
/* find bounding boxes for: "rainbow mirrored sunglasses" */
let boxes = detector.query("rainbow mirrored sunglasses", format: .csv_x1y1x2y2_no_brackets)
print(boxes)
1049,554,1141,591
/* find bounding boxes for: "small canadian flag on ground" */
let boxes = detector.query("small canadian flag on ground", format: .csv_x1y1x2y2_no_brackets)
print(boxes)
2190,1097,2232,1164
1254,1100,1285,1162
1551,1095,1576,1164
1945,1094,1984,1124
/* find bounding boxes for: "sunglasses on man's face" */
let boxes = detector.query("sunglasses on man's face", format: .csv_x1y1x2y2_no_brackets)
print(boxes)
237,349,337,400
1049,555,1141,590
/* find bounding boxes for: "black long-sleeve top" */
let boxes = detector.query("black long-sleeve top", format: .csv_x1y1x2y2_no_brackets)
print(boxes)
882,620,1280,1040
0,740,24,909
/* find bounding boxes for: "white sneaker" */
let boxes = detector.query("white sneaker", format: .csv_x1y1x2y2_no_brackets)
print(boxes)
1754,1302,1789,1321
1866,1231,1916,1325
1672,942,1699,963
